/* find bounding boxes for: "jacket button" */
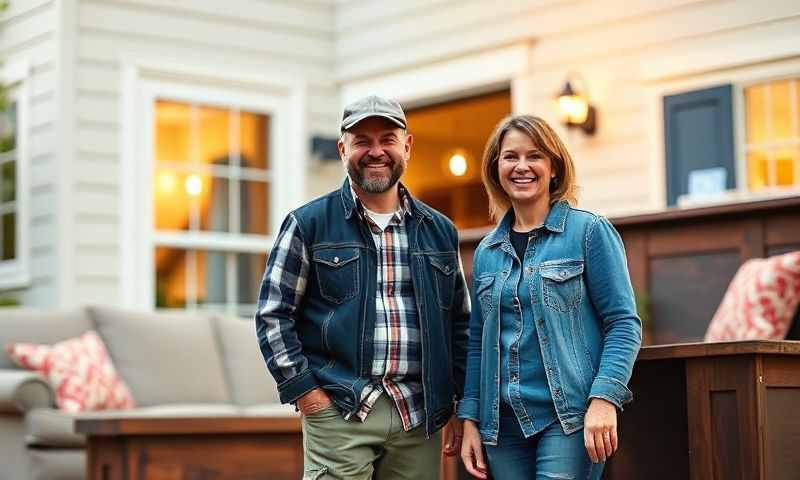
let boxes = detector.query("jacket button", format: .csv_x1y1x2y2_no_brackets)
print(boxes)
542,335,548,343
560,271,566,278
334,256,340,263
538,319,545,327
527,266,534,274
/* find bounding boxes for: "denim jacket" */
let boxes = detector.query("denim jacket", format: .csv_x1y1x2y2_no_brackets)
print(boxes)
457,201,641,444
256,178,470,436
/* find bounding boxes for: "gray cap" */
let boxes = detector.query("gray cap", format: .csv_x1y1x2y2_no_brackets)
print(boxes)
340,95,407,134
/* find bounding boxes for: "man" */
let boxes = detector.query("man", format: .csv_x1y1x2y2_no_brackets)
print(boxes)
256,95,470,480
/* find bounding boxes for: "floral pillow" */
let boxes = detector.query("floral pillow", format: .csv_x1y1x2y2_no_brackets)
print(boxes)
705,251,800,341
5,331,136,412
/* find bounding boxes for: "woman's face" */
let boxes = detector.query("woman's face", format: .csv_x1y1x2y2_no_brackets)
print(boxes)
497,128,555,207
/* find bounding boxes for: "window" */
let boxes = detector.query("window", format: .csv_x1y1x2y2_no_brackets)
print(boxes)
744,78,800,191
152,100,270,317
0,62,30,290
0,101,17,262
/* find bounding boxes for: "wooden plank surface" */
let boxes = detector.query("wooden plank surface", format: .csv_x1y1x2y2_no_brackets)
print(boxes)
637,340,800,361
76,415,301,436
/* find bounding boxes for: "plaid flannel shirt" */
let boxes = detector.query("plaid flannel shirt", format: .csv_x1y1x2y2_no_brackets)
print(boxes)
257,185,446,431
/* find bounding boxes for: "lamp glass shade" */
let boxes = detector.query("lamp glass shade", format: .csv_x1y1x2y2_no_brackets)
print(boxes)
558,94,589,125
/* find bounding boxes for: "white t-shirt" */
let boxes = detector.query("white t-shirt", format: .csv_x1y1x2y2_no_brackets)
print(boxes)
363,206,397,232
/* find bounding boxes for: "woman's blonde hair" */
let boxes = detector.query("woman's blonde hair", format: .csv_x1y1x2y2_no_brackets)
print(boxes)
481,115,578,222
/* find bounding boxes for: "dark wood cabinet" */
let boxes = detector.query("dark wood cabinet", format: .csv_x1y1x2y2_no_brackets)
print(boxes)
606,341,800,480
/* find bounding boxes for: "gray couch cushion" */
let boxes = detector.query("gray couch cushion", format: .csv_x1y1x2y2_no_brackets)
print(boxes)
87,306,231,406
213,314,280,405
28,449,85,480
25,409,84,448
0,309,94,369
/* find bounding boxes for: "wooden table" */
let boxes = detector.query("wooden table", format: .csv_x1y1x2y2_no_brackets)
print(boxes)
605,341,800,480
75,414,302,480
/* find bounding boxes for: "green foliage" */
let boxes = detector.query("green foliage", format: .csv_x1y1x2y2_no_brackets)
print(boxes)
0,297,19,307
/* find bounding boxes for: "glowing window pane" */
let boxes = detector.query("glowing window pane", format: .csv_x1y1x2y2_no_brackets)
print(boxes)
747,151,769,191
744,85,768,145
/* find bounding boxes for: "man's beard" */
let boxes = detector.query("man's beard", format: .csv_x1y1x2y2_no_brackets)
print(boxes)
348,156,404,194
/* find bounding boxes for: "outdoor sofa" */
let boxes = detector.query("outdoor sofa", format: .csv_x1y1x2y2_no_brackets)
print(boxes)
0,306,291,480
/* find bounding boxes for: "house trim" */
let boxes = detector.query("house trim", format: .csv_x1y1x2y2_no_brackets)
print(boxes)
0,60,31,290
119,61,306,310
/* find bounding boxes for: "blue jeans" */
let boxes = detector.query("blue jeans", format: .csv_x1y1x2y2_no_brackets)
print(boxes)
484,407,603,480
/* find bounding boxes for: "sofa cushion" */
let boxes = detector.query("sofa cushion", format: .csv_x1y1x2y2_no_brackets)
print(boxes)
25,408,85,448
6,331,136,412
87,306,231,406
0,309,94,369
706,251,800,341
213,314,280,405
28,449,85,480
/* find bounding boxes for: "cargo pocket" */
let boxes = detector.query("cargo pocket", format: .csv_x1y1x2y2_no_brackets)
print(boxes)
303,466,330,480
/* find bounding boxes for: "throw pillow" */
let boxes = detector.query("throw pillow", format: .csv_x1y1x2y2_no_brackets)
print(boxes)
705,251,800,341
5,331,136,412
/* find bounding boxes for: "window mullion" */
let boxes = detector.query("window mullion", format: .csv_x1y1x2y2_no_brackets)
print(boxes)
791,80,800,185
226,252,237,317
230,109,241,235
187,249,197,310
764,85,776,187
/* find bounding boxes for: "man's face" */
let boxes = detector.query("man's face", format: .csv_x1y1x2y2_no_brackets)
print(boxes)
338,117,412,194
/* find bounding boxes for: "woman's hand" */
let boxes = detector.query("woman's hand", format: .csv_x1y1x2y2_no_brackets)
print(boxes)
460,420,488,479
584,397,618,463
442,415,463,456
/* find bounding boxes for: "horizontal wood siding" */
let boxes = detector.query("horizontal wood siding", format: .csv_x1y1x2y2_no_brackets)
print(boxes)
72,0,338,306
334,0,800,216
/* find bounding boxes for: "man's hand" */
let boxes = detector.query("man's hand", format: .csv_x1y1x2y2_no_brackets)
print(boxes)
460,420,488,479
442,415,463,456
584,397,618,463
296,388,332,416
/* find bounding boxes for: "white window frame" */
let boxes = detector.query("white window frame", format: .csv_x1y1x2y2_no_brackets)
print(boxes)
0,60,31,290
643,40,800,209
119,62,306,311
738,75,800,192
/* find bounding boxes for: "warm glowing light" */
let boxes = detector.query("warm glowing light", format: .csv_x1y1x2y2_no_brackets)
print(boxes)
558,94,589,124
185,174,202,196
157,171,176,194
449,154,468,176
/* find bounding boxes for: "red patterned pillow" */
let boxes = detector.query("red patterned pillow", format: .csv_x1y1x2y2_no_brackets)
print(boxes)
705,251,800,341
5,331,136,412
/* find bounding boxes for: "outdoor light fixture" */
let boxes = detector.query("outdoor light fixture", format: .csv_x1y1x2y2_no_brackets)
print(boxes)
556,74,597,135
448,153,468,177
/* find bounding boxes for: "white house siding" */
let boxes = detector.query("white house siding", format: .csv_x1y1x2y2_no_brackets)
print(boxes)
70,0,338,307
334,0,800,217
0,0,59,306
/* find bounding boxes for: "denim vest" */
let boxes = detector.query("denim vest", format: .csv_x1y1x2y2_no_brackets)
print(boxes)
458,201,641,444
289,178,468,436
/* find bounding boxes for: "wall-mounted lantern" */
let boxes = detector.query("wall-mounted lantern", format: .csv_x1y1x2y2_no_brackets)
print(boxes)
556,74,597,135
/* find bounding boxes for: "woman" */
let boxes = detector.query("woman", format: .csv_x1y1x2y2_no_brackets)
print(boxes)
458,115,641,479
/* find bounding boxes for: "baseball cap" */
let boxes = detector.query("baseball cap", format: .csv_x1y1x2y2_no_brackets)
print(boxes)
340,95,407,134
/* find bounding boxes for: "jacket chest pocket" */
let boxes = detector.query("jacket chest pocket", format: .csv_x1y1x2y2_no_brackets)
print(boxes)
312,247,360,304
428,253,457,310
540,260,584,313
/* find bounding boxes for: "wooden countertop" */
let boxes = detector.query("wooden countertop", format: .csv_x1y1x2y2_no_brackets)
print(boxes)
637,340,800,361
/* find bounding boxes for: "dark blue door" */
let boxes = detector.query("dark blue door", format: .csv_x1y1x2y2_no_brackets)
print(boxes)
663,85,735,206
